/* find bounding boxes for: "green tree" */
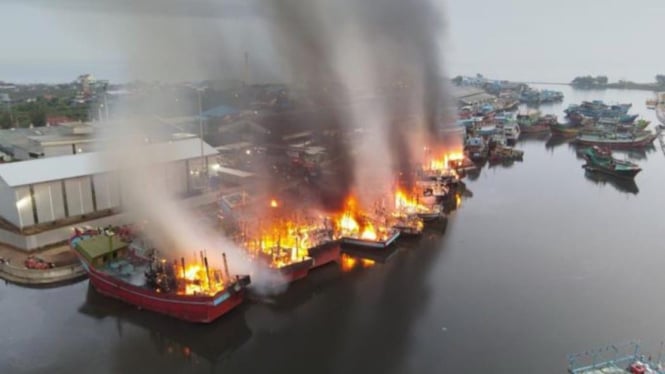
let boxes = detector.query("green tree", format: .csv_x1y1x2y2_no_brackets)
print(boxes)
596,76,608,85
656,75,665,86
0,111,12,129
29,107,46,127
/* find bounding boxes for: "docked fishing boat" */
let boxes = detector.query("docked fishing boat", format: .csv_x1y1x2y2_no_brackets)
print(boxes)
488,145,524,163
464,136,488,161
646,98,657,109
503,122,520,142
616,119,650,132
550,123,580,137
304,226,341,269
70,227,251,323
517,111,551,134
394,190,443,222
391,214,424,237
340,229,400,249
582,146,642,179
575,129,659,149
337,200,401,249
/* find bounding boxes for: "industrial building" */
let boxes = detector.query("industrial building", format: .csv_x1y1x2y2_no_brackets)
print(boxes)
0,137,223,251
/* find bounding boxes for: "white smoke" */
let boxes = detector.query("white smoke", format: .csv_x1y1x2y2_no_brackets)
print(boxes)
94,119,287,294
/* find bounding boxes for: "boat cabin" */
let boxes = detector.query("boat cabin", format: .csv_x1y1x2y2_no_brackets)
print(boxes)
75,235,129,268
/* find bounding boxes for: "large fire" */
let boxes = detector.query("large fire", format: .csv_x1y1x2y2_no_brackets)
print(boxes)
239,211,334,269
335,197,393,242
394,188,436,216
427,151,465,172
176,262,228,296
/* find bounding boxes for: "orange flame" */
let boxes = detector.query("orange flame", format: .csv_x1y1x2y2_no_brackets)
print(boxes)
335,196,393,242
178,262,227,296
394,188,438,219
427,151,464,172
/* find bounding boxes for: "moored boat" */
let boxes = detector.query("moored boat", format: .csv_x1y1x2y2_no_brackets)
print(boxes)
550,123,580,137
582,146,642,179
574,129,660,149
71,228,251,323
503,122,520,142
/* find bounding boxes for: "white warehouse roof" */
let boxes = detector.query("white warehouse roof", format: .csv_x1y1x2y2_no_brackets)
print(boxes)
0,138,218,187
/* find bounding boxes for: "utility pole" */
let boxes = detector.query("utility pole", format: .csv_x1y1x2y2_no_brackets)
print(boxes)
197,87,207,182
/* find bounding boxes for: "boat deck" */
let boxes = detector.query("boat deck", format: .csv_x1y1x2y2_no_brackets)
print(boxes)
99,258,149,287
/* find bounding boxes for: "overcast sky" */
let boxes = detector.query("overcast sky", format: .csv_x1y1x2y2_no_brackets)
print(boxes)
1,0,664,83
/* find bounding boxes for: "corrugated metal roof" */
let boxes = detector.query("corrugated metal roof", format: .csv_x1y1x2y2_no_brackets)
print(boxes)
0,138,218,187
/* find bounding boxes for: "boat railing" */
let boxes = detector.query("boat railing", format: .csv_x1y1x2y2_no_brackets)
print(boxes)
567,341,640,373
568,341,665,374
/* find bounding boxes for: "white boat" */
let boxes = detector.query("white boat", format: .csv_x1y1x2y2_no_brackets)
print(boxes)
503,122,521,142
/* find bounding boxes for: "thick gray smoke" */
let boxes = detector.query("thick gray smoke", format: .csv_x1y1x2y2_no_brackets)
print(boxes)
40,0,453,205
36,0,452,290
263,0,452,204
94,119,287,294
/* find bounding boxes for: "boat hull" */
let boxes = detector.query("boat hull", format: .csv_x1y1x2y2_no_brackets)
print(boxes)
583,164,641,179
307,242,341,269
574,134,657,149
274,258,314,283
80,259,249,323
341,231,401,249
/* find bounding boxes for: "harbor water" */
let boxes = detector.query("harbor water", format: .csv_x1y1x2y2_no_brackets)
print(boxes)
3,86,665,374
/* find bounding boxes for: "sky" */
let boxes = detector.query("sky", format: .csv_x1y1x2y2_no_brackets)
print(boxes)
1,0,664,83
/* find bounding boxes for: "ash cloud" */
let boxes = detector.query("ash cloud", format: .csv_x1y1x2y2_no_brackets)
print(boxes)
263,0,452,201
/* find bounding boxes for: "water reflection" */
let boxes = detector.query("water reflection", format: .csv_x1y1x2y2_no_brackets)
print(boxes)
545,135,572,150
254,262,345,311
613,146,656,161
583,170,639,195
78,284,252,370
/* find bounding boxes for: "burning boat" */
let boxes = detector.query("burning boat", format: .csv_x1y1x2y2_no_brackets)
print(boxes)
239,219,315,283
70,227,250,323
394,189,442,222
303,219,341,269
336,198,400,249
391,213,425,237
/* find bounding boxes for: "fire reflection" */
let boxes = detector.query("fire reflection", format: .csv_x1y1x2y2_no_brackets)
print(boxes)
340,253,375,272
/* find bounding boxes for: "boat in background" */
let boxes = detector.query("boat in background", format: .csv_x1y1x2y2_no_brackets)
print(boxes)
575,129,660,149
582,146,642,179
71,227,251,323
550,123,581,137
503,122,520,142
646,98,657,109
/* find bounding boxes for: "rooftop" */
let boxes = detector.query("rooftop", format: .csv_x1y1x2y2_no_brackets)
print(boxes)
0,137,218,187
75,235,128,264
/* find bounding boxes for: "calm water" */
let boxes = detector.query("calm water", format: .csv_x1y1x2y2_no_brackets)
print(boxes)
3,86,665,374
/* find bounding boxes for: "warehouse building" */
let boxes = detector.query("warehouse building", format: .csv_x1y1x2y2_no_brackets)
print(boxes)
0,137,220,251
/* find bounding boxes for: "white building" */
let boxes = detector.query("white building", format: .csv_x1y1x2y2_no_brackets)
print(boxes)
0,138,219,251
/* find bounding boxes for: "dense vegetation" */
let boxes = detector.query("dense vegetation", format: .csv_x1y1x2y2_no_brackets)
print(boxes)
0,88,91,128
571,74,665,91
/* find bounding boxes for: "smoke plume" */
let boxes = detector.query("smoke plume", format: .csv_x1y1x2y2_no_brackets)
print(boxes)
263,0,452,204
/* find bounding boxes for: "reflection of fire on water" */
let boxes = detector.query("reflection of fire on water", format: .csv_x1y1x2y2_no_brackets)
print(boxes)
340,253,375,272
